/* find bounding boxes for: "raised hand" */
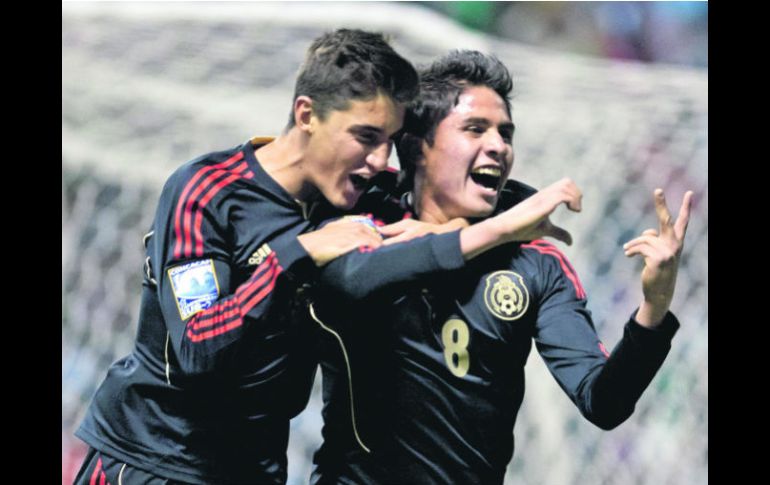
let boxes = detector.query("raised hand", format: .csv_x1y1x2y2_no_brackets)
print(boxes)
492,177,582,245
459,178,582,260
297,218,384,267
624,189,694,327
496,178,583,245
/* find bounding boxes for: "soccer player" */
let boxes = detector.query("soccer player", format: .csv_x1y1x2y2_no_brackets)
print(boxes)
309,50,692,484
72,29,420,485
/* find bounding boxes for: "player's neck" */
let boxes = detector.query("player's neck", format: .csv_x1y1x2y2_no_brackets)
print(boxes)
255,129,319,202
415,192,449,225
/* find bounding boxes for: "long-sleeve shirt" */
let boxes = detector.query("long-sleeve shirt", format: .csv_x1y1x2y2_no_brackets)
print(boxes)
310,181,679,485
77,138,320,484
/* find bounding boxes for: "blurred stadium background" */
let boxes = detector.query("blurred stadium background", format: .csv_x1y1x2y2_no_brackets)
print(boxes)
62,2,707,484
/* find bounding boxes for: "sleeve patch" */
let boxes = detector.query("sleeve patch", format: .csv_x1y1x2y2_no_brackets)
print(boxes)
168,259,221,320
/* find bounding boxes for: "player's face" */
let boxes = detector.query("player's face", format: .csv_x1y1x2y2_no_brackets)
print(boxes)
417,85,514,223
306,93,405,209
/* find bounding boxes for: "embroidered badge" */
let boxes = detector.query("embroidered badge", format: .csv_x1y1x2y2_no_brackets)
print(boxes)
483,271,529,321
168,259,220,320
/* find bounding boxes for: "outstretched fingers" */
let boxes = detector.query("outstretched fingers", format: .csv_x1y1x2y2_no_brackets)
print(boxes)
377,219,412,238
547,177,582,212
543,220,573,246
623,234,680,270
562,178,583,212
674,190,694,239
653,188,674,235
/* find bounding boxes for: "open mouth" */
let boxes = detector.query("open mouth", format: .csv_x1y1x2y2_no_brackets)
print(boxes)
470,167,502,191
349,174,370,191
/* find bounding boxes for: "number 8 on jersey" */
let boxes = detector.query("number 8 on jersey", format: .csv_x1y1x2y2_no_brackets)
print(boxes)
441,318,470,378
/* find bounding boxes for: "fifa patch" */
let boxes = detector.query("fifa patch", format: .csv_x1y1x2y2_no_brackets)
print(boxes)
483,271,529,321
167,259,220,320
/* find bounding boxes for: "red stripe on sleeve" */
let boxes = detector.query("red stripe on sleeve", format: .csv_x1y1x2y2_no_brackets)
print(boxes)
235,254,278,301
187,319,244,343
174,152,243,258
184,254,280,342
89,457,102,485
187,164,253,257
599,342,610,358
241,264,283,314
187,300,239,331
186,300,243,341
538,248,586,299
522,240,586,299
182,170,227,257
191,163,252,256
192,173,239,257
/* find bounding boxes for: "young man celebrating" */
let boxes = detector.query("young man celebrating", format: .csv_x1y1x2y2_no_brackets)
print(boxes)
310,50,693,484
73,29,419,485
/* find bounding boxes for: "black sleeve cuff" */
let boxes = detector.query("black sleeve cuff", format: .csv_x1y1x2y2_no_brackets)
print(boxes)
272,236,318,281
627,309,680,343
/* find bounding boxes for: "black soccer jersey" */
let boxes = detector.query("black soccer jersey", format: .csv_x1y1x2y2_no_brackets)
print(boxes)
76,139,322,484
310,183,679,485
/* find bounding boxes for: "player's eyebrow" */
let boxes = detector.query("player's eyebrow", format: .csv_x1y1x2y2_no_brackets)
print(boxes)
349,125,385,135
463,117,515,130
349,125,395,142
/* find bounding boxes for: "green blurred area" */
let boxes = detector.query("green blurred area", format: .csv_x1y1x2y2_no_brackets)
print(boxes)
448,1,498,31
419,1,708,67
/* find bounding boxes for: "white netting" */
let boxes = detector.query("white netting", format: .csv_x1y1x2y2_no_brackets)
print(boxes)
62,3,707,484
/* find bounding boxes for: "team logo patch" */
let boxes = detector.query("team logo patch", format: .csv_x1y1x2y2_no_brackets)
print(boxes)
248,243,272,266
168,259,220,320
483,271,529,321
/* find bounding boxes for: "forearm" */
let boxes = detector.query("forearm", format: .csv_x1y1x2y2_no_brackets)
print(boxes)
320,231,465,300
163,239,311,376
459,217,512,260
167,257,284,376
580,312,679,429
634,299,671,329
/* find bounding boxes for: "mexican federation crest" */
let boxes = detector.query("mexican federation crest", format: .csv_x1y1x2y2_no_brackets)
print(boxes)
483,271,529,321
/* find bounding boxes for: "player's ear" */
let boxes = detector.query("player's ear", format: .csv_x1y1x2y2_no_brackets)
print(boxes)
294,96,314,133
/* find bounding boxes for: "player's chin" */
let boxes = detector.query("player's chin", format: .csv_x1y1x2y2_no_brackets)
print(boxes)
458,200,496,220
473,207,496,220
473,193,499,215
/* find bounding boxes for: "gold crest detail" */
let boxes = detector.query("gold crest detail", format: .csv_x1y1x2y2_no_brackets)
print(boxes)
483,271,529,321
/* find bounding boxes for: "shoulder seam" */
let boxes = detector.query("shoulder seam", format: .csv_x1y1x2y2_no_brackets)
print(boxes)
521,241,586,299
172,151,255,259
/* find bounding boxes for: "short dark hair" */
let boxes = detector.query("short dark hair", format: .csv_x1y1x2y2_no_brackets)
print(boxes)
396,50,513,186
287,29,419,127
